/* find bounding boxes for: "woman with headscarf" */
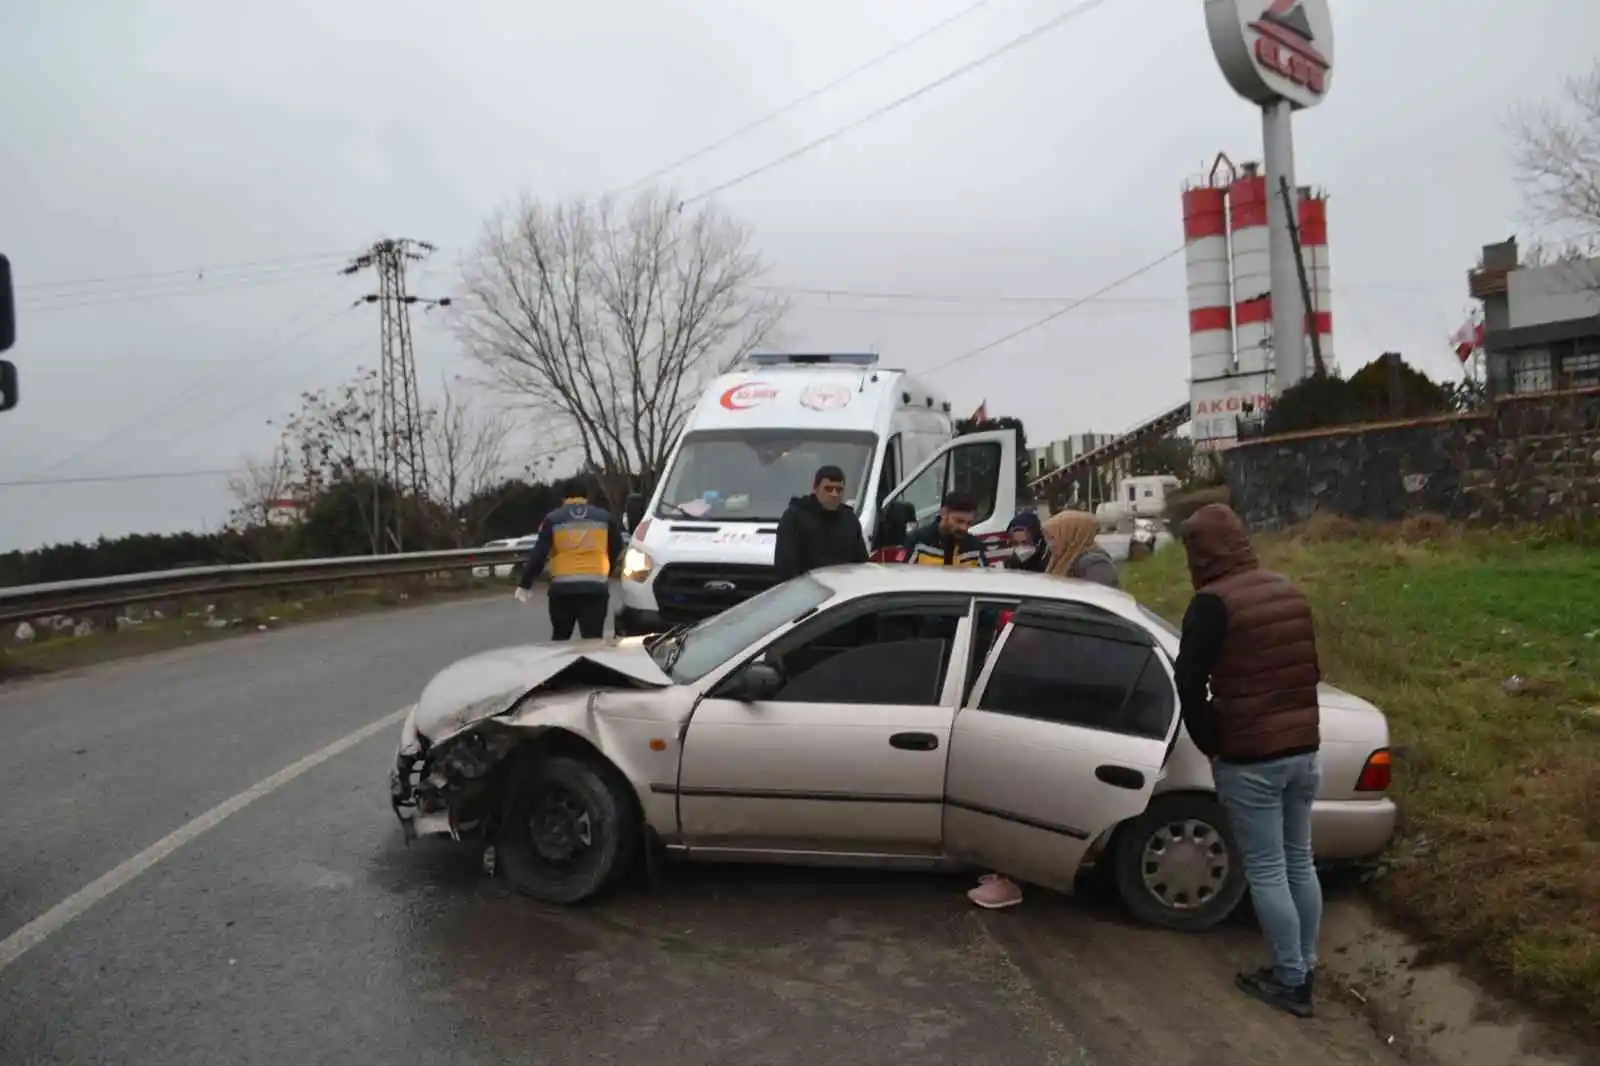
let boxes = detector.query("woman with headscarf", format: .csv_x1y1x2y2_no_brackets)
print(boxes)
965,508,1121,911
1042,509,1120,588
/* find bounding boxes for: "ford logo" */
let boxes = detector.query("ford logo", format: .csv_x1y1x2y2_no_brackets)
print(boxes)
703,579,737,592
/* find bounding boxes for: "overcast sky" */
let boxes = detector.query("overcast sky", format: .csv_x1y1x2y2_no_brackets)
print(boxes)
2,0,1596,553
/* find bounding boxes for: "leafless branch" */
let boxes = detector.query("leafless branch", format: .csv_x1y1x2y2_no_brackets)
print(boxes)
423,375,516,544
452,187,787,503
273,367,388,552
1507,61,1600,257
227,443,296,530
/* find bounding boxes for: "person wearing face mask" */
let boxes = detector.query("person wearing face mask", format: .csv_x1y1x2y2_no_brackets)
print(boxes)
1002,512,1049,572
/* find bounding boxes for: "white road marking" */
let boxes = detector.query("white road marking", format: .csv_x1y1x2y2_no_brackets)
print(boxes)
0,704,412,974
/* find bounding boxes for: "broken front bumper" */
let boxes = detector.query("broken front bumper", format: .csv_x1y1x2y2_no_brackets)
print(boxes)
389,709,511,843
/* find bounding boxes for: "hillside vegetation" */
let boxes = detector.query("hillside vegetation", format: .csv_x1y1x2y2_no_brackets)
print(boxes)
1122,517,1600,1030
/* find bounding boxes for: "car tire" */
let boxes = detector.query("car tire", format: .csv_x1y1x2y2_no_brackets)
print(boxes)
1110,792,1246,932
498,753,637,905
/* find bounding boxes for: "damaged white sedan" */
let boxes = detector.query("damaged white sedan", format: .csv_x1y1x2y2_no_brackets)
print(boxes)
390,566,1397,930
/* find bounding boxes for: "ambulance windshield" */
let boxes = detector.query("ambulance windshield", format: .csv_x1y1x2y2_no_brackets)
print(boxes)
655,429,877,522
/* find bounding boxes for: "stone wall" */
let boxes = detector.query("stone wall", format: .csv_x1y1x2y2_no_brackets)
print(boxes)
1221,388,1600,531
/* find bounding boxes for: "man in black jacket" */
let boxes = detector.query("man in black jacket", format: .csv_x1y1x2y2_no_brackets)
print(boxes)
773,465,868,582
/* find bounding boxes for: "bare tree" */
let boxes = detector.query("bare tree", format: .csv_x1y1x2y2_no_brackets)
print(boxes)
1508,61,1600,257
424,375,515,545
227,444,296,527
274,368,389,552
226,443,297,557
453,187,786,506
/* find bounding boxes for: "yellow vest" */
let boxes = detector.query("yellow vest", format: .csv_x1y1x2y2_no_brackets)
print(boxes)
547,499,611,586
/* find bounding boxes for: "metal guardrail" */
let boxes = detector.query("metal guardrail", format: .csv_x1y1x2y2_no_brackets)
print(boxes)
0,546,531,626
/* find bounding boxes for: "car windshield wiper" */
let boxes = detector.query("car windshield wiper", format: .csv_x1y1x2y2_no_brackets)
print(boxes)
659,631,690,674
644,620,694,651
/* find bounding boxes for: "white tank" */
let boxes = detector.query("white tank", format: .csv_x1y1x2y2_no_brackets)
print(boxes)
1299,190,1334,374
1228,168,1272,379
1183,182,1234,383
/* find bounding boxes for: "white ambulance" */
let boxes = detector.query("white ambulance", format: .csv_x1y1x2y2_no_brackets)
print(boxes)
614,352,1018,635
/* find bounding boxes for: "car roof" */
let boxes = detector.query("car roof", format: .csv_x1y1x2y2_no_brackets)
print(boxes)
806,563,1162,630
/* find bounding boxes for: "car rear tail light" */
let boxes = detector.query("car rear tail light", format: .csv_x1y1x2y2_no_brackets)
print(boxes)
1355,749,1392,792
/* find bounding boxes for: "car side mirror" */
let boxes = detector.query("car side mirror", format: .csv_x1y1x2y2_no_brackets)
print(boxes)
623,492,646,531
0,360,15,413
727,660,783,702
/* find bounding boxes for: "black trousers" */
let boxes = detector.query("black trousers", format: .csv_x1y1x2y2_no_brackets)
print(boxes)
548,591,608,641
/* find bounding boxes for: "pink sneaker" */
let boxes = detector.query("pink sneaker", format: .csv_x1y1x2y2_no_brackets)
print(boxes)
967,873,1023,909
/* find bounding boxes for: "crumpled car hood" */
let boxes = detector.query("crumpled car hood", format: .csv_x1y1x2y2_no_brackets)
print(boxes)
412,639,671,743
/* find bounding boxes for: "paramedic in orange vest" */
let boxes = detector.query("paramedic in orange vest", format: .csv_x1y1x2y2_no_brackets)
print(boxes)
514,477,623,640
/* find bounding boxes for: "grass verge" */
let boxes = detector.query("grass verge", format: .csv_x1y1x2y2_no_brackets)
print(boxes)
1121,516,1600,1033
1,574,511,681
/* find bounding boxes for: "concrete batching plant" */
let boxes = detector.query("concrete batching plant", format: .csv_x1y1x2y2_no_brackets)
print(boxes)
1184,154,1335,447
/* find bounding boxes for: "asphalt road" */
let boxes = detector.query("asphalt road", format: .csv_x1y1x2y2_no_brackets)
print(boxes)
0,587,1401,1066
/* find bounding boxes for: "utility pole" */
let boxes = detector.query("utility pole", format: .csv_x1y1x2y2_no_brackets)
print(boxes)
1277,176,1327,379
342,239,451,552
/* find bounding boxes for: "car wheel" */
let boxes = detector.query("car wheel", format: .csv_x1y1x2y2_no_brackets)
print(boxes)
1111,793,1246,932
498,753,637,904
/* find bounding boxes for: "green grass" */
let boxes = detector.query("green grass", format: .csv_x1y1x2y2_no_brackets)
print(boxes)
1123,517,1600,1031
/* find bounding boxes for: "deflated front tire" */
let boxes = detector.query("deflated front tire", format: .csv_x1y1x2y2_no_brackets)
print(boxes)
497,753,637,904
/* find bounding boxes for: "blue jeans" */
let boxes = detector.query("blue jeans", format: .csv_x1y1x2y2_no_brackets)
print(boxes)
1213,752,1323,986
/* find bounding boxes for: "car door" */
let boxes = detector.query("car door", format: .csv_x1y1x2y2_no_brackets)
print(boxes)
677,594,975,857
943,603,1180,893
869,428,1018,555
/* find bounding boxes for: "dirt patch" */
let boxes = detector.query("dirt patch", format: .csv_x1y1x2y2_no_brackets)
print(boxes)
1321,898,1598,1066
1122,524,1600,1038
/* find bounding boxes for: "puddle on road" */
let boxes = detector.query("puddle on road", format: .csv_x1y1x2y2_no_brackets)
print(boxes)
401,862,1091,1065
367,840,1583,1066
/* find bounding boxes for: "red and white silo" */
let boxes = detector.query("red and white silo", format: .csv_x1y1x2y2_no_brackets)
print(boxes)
1227,166,1273,380
1182,182,1233,384
1299,190,1334,373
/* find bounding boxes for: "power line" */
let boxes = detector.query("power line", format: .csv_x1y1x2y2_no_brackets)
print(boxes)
788,300,1173,319
762,277,1463,305
16,250,359,294
776,286,1181,306
923,244,1186,375
609,0,1005,197
678,0,1119,207
29,298,355,478
9,337,383,493
20,262,354,314
147,337,375,455
0,467,243,490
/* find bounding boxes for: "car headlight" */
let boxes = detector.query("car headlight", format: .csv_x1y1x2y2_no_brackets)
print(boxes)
621,544,655,582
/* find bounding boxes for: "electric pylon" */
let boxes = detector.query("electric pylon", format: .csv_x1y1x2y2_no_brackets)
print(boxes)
342,239,451,551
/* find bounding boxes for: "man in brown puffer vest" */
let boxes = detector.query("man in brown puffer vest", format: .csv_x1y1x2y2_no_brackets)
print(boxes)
1174,503,1323,1019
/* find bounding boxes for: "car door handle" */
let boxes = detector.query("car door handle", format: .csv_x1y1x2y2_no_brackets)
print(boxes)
889,732,939,752
1095,764,1145,790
